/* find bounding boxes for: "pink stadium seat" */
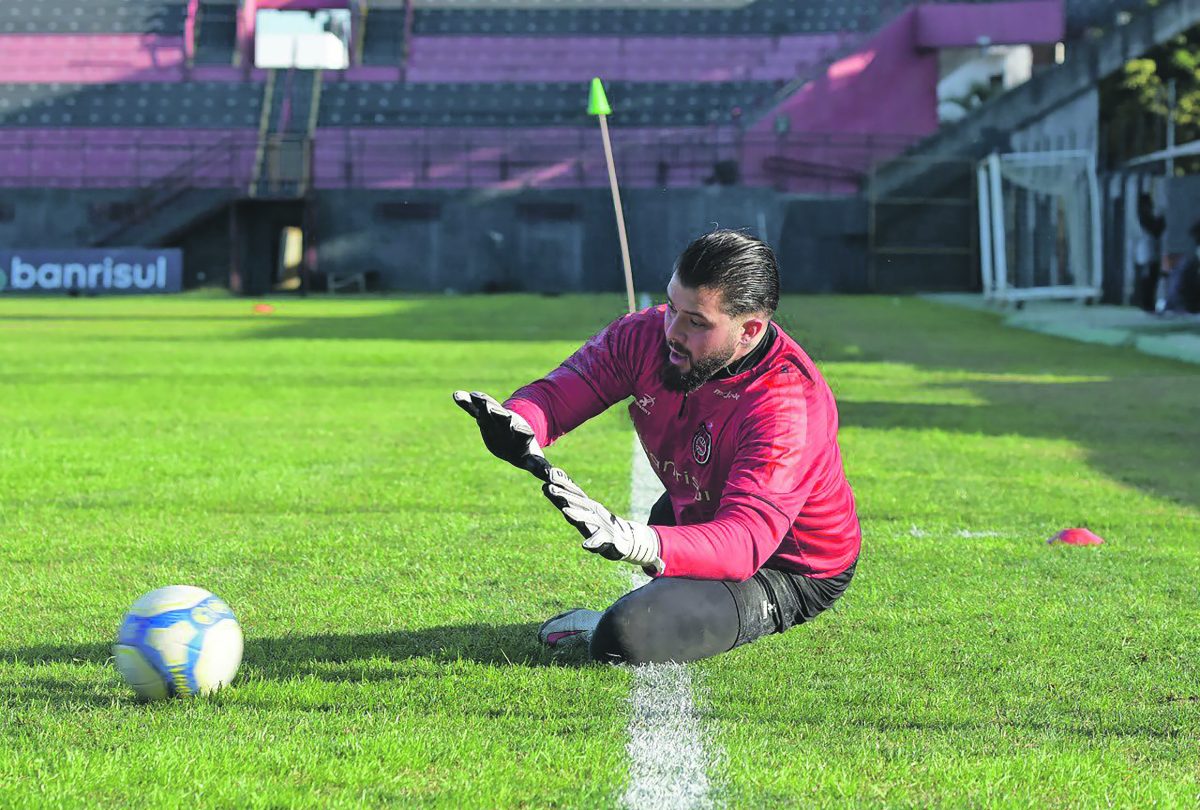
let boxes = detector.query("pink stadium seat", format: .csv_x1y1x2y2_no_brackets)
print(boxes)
300,121,899,194
0,34,185,82
0,127,258,188
306,125,743,191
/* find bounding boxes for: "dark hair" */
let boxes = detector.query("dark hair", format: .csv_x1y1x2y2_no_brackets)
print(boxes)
673,229,780,318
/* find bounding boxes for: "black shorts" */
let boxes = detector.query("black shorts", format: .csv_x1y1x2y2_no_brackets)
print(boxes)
588,493,856,664
726,559,856,648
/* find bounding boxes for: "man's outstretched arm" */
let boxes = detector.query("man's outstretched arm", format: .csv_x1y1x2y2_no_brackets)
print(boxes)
455,313,643,475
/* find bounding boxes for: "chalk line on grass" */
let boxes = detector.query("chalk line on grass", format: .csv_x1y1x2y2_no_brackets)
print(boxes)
621,433,720,810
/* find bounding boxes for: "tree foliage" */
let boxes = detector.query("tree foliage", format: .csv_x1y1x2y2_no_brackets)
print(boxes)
1099,24,1200,169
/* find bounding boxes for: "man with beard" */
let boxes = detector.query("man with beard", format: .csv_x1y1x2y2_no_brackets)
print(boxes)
453,229,860,664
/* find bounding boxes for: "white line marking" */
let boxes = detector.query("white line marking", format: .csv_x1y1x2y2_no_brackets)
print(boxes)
909,525,1003,539
621,434,719,809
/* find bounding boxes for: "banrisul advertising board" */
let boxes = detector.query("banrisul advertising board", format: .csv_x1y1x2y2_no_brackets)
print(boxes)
0,249,182,295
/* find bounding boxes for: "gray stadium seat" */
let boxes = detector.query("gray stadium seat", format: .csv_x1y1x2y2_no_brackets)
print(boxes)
2,0,187,35
362,9,406,66
411,0,891,37
194,2,238,65
316,80,776,128
0,81,261,127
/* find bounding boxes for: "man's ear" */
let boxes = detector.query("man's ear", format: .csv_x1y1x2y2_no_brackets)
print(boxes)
739,316,767,345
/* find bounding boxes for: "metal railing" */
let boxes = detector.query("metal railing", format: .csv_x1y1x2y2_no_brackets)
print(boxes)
314,128,918,194
93,132,254,243
0,128,917,194
0,130,260,189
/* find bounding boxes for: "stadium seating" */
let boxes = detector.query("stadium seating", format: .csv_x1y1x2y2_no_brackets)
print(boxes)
409,2,885,37
361,9,407,66
0,127,258,188
307,124,897,193
0,0,1085,199
0,35,186,83
317,80,775,127
406,0,748,6
310,125,734,189
193,1,238,65
0,0,187,35
402,34,847,83
0,0,1114,44
0,82,261,127
263,69,320,135
406,0,1120,38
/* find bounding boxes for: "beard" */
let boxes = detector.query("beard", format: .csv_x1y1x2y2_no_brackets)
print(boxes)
659,338,738,393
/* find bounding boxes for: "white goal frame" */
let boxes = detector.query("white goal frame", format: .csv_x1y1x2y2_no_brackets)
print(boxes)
977,150,1103,304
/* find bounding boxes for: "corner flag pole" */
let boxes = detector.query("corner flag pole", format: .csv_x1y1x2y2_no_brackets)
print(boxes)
589,77,637,314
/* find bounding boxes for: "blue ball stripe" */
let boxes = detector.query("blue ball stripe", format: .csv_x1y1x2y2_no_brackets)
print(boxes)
120,596,239,697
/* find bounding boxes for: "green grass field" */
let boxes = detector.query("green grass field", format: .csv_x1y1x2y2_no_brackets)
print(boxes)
1,293,1198,808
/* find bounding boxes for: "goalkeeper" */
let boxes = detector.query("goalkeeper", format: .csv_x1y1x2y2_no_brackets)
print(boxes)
454,230,860,665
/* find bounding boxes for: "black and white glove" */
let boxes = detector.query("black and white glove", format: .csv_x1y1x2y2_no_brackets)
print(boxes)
453,390,551,480
542,467,664,575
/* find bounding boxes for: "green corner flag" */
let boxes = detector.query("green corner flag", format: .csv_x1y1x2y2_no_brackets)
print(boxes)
588,77,612,116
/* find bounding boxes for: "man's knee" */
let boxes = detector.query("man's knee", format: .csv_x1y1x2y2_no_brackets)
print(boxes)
588,579,740,665
589,597,657,665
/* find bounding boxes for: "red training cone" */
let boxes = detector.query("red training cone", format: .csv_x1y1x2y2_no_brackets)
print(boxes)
252,303,275,314
1048,528,1104,546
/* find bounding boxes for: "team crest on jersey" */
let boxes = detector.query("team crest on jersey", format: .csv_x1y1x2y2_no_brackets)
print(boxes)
691,422,713,466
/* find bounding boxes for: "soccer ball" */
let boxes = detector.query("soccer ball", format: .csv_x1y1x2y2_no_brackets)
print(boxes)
112,585,243,700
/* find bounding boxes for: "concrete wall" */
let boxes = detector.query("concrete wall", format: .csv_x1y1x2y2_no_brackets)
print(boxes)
0,188,131,248
0,184,878,294
0,187,236,288
1009,86,1098,152
310,185,842,294
777,196,869,293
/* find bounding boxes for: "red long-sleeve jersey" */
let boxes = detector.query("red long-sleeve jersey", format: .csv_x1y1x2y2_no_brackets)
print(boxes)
506,305,860,582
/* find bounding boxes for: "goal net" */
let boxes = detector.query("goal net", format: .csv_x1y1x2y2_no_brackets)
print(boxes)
977,150,1102,304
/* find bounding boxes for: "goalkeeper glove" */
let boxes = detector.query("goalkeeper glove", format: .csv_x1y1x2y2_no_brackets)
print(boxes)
452,390,550,480
542,466,664,575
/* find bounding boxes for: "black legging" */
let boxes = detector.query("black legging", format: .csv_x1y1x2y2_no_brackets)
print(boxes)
588,493,855,665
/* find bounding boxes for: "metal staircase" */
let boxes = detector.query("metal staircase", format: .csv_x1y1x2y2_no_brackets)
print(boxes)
250,68,322,198
92,135,246,247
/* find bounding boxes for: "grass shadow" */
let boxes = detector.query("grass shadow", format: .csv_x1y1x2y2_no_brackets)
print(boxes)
839,378,1200,514
0,622,594,701
245,623,592,678
0,295,632,343
245,295,629,342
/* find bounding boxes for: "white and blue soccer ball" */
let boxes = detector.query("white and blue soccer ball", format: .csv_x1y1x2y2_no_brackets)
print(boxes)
113,585,244,701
